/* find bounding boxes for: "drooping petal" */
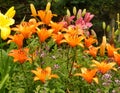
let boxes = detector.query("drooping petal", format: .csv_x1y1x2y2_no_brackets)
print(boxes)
0,27,11,40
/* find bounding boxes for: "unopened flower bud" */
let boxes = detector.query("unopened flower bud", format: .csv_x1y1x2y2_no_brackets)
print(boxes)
46,2,51,12
82,9,86,16
66,9,71,17
115,29,119,35
102,21,106,30
91,29,97,38
73,6,77,16
106,25,110,32
30,4,37,16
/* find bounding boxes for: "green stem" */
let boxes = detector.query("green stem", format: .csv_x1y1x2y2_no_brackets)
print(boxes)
0,73,9,89
20,64,29,93
66,46,71,70
68,47,77,77
0,30,3,62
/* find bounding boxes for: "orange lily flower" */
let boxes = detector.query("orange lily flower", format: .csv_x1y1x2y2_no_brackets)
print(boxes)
61,33,85,47
84,36,98,48
31,66,59,83
37,2,57,25
7,34,24,49
114,52,120,66
37,10,56,25
8,48,30,64
106,43,115,57
37,28,53,42
49,21,64,33
52,32,64,45
12,18,41,38
74,67,98,84
84,45,99,58
106,43,120,57
30,2,56,25
65,26,84,36
92,60,116,74
99,36,106,56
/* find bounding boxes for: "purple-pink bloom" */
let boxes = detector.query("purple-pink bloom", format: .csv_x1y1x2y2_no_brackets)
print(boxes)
75,12,94,29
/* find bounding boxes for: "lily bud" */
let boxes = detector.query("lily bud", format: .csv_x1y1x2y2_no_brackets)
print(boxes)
82,9,86,17
73,6,77,16
106,25,110,32
30,4,37,17
100,36,106,56
91,29,97,38
102,21,106,30
115,29,120,36
66,9,71,17
46,2,51,12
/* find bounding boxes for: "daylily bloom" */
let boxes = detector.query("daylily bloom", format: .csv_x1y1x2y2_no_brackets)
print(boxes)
64,25,83,36
92,60,116,74
84,45,99,58
62,15,75,27
49,21,64,33
52,32,64,45
38,2,57,25
37,28,53,42
114,52,120,66
37,10,56,25
99,36,107,56
75,12,94,30
61,33,85,47
8,48,30,64
7,34,24,49
30,2,56,25
106,43,120,57
106,43,115,57
0,6,15,40
31,66,59,83
84,36,98,48
12,18,41,38
74,67,98,84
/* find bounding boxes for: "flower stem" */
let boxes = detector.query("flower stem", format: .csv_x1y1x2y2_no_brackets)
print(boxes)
68,47,77,77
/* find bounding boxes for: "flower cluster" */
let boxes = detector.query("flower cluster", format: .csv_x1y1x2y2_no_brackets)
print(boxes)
1,2,120,92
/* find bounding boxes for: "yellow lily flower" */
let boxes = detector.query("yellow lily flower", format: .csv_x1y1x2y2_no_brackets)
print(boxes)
1,27,11,40
0,6,15,40
5,6,16,18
